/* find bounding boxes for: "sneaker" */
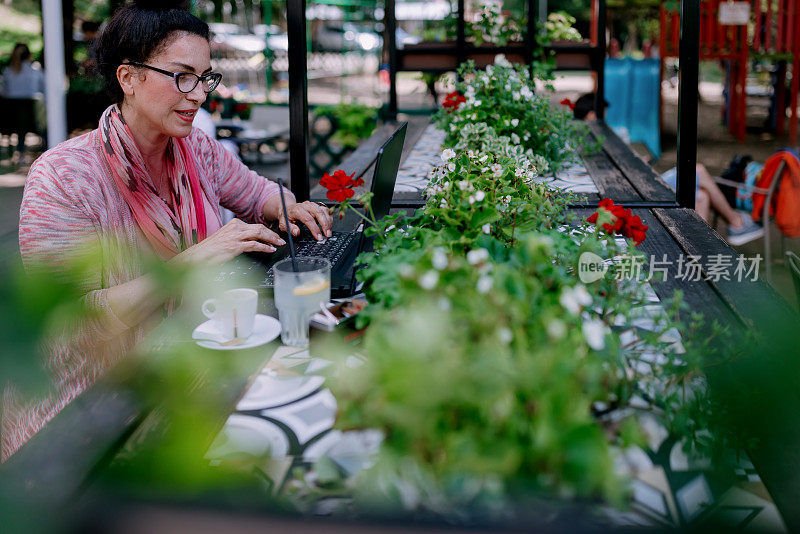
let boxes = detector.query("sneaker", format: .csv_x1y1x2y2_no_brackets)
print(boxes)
727,211,764,246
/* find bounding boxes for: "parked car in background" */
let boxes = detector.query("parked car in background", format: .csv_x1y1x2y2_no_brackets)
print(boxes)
210,22,265,54
254,24,289,52
210,22,416,54
209,22,287,55
313,23,381,52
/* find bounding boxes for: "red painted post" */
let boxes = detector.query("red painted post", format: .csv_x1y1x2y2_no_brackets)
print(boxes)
673,11,681,54
731,61,738,138
790,56,799,143
767,0,774,50
738,42,748,140
777,62,787,135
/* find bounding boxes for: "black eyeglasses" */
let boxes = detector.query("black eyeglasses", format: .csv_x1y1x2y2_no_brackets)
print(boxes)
122,62,222,94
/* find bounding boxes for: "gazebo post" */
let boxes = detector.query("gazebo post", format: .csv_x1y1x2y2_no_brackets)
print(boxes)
262,0,273,96
287,0,310,200
386,0,398,120
526,0,537,66
677,0,699,209
42,0,68,148
595,0,606,119
456,0,466,70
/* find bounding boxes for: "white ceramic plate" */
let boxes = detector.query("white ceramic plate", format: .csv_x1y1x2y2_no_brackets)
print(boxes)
192,314,280,350
205,414,290,460
236,374,325,411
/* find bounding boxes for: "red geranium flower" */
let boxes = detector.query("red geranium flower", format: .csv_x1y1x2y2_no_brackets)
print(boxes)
560,98,576,110
587,198,648,245
442,91,467,112
319,169,364,202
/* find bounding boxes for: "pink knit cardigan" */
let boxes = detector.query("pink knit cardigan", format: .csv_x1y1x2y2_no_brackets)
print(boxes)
5,127,286,462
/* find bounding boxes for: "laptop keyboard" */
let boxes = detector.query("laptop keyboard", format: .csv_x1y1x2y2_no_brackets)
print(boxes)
262,232,357,286
295,232,357,265
214,231,357,288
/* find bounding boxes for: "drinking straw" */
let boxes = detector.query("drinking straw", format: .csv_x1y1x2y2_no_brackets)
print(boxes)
277,178,299,272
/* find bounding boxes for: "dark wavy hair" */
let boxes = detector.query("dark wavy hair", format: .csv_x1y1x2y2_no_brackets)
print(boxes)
94,0,209,103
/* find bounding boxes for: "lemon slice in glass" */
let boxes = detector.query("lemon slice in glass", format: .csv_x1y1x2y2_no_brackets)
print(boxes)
292,277,331,296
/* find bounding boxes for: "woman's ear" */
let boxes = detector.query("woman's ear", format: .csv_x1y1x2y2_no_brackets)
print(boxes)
116,63,137,98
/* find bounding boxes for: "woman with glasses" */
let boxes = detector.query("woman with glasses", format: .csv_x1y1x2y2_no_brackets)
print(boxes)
8,0,332,462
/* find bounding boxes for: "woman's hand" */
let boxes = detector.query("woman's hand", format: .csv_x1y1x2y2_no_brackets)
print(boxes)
278,200,333,241
171,219,286,266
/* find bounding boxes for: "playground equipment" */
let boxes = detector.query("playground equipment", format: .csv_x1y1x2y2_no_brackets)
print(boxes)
604,58,662,158
660,0,800,143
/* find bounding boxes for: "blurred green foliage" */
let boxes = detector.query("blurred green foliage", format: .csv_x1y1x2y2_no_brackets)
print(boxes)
0,240,273,521
315,102,378,149
0,29,42,63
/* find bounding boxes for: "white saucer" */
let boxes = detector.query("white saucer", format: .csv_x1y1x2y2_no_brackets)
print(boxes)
192,314,281,350
205,414,290,460
237,374,325,411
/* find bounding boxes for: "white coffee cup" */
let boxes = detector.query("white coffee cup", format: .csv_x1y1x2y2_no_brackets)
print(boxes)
201,288,258,339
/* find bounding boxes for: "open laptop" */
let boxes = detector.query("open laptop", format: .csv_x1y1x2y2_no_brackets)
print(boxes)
221,122,407,297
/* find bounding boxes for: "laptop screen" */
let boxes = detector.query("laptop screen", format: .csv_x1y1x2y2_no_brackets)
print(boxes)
369,122,407,221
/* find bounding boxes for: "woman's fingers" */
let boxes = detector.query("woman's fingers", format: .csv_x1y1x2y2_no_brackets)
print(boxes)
299,212,323,240
241,223,285,246
314,203,334,236
258,225,286,246
289,202,323,240
293,202,334,240
241,240,276,254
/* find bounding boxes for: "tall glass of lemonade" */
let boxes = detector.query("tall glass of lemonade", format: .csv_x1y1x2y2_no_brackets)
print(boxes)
273,257,331,347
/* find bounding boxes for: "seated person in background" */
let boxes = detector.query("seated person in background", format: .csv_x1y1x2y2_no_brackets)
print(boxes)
572,93,630,144
660,164,763,246
573,93,603,121
570,93,762,246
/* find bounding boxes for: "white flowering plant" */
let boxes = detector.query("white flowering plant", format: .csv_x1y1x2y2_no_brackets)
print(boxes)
307,146,724,520
545,11,583,42
292,39,726,522
421,148,567,243
436,3,582,47
449,121,551,175
435,0,523,47
468,0,522,46
433,57,596,173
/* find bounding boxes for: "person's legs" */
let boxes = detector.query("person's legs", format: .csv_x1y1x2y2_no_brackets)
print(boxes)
695,188,711,223
695,163,744,229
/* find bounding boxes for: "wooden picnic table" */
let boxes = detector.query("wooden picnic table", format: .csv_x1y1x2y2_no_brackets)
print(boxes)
2,119,799,532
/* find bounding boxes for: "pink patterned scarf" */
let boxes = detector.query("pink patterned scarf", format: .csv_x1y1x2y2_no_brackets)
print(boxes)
99,105,210,259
